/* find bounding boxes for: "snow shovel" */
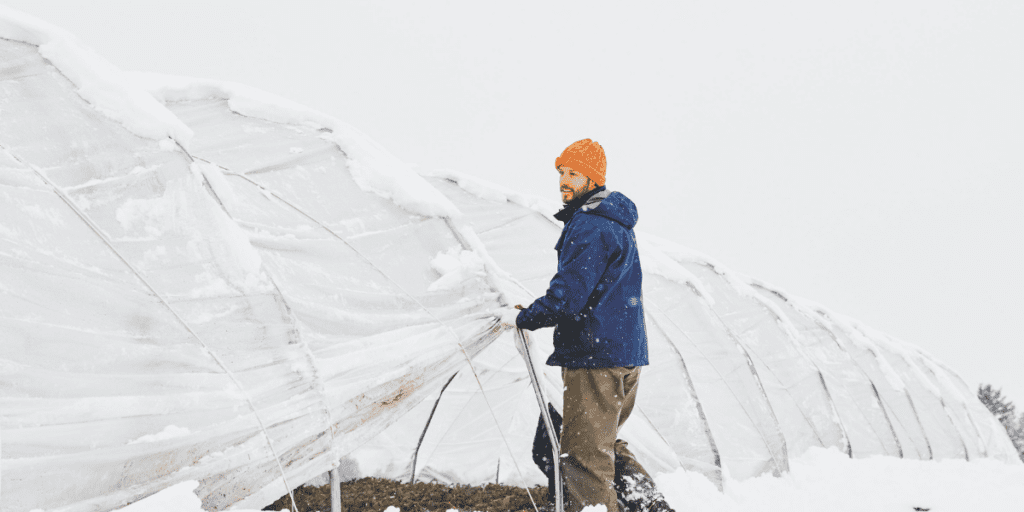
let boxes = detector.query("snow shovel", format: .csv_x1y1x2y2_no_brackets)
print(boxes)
514,327,564,512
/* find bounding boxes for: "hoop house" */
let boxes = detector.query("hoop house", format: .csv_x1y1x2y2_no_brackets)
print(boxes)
0,8,1017,512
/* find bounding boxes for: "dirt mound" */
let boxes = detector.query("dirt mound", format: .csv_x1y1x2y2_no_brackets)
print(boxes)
264,477,548,512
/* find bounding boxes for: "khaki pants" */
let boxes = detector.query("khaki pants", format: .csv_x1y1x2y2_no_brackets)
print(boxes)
561,366,652,512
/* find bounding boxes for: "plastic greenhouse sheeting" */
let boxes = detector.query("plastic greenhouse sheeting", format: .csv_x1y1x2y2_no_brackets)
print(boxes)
0,8,1019,512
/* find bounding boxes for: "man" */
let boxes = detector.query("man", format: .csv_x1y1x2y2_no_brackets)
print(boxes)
502,139,672,512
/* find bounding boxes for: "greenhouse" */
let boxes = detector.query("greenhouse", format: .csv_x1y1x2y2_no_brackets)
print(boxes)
0,8,1018,512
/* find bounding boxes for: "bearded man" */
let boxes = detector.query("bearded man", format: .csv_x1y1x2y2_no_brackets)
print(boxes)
503,139,672,512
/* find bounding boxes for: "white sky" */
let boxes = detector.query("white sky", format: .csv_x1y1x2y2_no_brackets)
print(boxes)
6,0,1023,404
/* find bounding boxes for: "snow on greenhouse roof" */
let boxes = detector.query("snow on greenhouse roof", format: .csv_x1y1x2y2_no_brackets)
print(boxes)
0,5,191,142
129,72,460,219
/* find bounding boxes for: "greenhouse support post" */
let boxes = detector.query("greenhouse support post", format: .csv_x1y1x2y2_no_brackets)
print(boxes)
330,467,343,512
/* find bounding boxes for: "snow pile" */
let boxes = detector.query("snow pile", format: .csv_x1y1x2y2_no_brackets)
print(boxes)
658,447,1024,512
0,6,190,142
110,481,277,512
428,247,487,291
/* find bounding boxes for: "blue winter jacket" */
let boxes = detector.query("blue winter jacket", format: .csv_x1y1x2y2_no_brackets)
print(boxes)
517,187,649,369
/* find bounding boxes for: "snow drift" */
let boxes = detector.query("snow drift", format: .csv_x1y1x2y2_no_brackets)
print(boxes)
0,7,1018,512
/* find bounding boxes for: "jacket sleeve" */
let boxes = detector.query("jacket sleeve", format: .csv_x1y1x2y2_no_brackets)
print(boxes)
517,220,612,330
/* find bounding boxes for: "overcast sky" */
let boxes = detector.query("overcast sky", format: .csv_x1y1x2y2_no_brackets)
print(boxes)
7,0,1022,403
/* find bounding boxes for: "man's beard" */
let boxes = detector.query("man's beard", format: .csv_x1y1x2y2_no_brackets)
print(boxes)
561,185,591,204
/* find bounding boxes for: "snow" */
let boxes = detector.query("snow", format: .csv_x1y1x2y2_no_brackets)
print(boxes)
111,481,203,512
110,481,278,512
657,446,1024,512
449,222,536,306
421,168,561,219
128,72,460,219
428,247,487,292
127,425,192,445
0,7,191,142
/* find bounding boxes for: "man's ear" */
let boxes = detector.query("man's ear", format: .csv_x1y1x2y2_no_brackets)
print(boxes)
588,178,597,191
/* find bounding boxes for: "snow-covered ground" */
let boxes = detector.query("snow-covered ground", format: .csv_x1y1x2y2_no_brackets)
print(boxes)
657,447,1024,512
117,447,1023,512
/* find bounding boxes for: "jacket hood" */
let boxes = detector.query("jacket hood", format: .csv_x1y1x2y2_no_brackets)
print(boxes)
581,190,638,229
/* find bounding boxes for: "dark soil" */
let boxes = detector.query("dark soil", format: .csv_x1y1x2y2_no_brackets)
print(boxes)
264,478,548,512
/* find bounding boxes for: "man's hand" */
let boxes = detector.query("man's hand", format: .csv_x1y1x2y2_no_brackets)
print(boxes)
499,306,523,330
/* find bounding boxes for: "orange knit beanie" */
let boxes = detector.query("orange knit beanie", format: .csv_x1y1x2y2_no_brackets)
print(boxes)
555,139,606,187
